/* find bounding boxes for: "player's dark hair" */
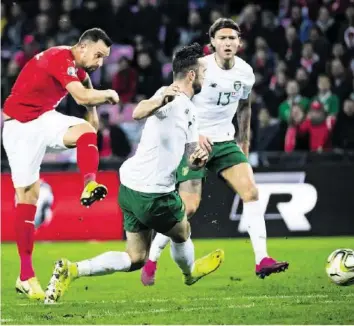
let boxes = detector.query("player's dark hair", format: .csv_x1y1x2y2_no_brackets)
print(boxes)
79,28,113,47
172,43,204,79
209,18,241,39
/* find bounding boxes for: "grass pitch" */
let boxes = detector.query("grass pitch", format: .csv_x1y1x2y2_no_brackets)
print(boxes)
1,237,354,325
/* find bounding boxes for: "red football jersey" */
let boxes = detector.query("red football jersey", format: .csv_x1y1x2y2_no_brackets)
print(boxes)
3,46,87,122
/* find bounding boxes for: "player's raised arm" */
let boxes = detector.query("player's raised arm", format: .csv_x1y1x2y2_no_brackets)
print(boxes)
132,84,180,120
66,82,119,106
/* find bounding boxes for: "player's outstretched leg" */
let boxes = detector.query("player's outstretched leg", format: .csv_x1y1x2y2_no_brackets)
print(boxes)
14,182,45,300
45,252,132,303
64,124,107,207
45,231,151,303
165,217,224,285
221,163,289,278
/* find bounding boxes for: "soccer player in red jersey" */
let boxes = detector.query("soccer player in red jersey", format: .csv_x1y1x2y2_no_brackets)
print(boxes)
2,28,120,300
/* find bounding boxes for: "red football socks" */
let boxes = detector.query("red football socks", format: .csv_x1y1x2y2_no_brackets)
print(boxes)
77,133,99,186
16,204,36,281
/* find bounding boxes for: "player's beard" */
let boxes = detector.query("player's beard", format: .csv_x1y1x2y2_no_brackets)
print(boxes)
192,80,202,95
84,65,99,73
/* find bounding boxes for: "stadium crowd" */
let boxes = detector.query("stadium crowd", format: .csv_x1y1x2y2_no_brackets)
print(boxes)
1,0,354,161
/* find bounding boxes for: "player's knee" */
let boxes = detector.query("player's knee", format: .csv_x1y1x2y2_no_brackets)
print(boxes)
127,251,148,271
185,198,200,219
169,223,190,243
79,123,96,134
16,184,40,205
240,186,259,202
181,196,200,219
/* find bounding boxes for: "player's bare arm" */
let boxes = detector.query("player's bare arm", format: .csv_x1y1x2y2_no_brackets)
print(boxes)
66,81,119,107
82,74,99,130
185,142,209,170
236,95,251,157
132,84,180,120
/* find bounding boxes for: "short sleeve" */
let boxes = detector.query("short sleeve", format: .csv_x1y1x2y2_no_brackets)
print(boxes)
47,53,81,88
241,69,255,100
152,86,173,119
77,69,87,82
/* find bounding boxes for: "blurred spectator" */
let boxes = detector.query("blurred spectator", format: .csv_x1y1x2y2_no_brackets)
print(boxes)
103,0,133,44
299,42,322,81
288,5,303,31
295,67,316,98
338,6,354,50
330,58,352,104
75,0,103,32
265,70,288,117
135,51,163,101
7,35,39,77
239,5,260,53
252,37,275,81
179,10,206,46
259,10,286,55
97,113,131,159
55,14,80,45
257,108,282,151
285,101,336,152
61,0,80,23
112,56,137,104
131,0,161,46
2,3,28,50
209,8,223,24
159,14,179,57
158,0,189,28
308,26,330,62
312,75,340,115
332,98,354,149
282,25,302,76
332,42,349,65
316,6,338,44
38,0,57,19
33,13,52,50
279,80,310,122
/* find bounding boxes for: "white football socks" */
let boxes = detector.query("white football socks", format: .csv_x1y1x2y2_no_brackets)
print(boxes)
243,200,268,264
170,237,195,275
149,233,170,262
77,251,131,276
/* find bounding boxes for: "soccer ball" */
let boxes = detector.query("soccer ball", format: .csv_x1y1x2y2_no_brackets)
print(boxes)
326,249,354,286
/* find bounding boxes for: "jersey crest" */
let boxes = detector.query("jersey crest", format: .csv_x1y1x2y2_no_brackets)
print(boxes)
234,81,242,91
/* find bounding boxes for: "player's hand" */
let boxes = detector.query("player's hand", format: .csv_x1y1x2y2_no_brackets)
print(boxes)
106,90,120,104
199,135,213,154
189,145,209,168
161,83,180,105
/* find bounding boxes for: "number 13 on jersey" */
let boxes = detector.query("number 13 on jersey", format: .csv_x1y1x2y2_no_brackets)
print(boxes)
217,92,231,106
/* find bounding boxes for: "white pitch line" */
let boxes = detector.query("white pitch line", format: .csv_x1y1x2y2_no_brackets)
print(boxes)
2,293,353,307
87,303,256,318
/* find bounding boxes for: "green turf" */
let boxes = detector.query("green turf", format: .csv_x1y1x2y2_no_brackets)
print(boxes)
1,237,354,325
